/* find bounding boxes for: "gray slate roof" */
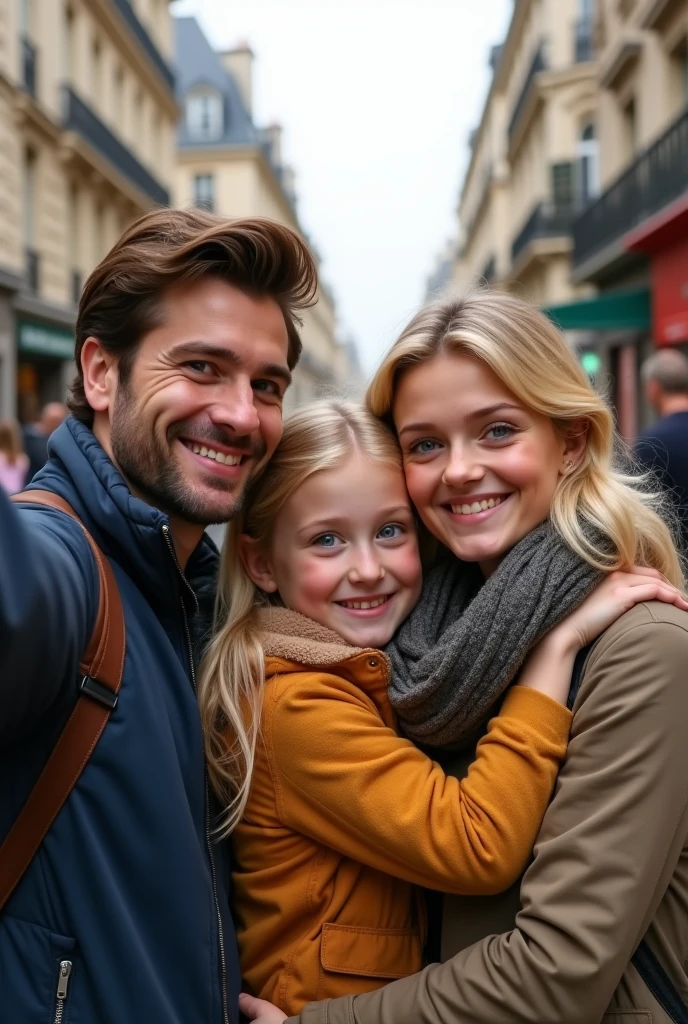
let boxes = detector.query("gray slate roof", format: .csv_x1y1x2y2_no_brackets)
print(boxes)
174,16,260,149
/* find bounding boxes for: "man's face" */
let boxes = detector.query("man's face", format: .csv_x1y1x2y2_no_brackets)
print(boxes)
105,277,291,525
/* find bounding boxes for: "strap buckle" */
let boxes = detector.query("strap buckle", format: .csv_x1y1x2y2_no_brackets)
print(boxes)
80,675,118,711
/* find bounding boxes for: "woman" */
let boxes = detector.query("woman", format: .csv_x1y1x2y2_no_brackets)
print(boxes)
242,291,688,1024
0,418,29,494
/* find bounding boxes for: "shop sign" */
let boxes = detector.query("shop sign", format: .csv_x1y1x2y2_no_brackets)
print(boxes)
18,320,74,360
652,237,688,345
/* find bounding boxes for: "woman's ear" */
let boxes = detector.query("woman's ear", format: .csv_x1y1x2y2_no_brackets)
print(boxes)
560,418,589,475
238,535,279,594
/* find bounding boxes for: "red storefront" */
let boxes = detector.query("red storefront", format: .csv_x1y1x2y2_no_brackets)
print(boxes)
625,194,688,348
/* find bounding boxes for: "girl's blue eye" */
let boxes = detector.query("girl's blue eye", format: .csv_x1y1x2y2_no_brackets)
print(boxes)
411,439,440,455
378,523,403,540
314,533,341,548
485,423,514,441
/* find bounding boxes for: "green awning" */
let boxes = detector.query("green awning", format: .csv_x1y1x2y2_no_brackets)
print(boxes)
543,288,651,332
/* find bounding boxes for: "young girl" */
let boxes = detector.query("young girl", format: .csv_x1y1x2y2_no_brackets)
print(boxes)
199,402,684,1017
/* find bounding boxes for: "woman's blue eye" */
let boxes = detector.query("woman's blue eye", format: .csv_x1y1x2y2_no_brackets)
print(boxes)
486,423,514,441
411,439,439,454
314,533,340,548
378,523,403,540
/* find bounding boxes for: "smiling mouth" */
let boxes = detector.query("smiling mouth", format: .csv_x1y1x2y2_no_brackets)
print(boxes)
181,440,244,467
336,595,392,611
447,495,509,516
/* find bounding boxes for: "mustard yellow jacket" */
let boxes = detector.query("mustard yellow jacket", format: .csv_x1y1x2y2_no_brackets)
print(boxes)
232,607,571,1014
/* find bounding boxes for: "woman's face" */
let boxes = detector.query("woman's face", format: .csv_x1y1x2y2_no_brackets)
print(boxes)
393,351,574,576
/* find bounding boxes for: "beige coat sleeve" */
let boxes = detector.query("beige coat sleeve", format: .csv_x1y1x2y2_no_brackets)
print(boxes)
288,604,688,1024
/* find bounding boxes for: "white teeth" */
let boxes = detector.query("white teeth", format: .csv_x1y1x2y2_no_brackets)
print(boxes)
187,442,242,466
451,496,504,516
341,596,387,610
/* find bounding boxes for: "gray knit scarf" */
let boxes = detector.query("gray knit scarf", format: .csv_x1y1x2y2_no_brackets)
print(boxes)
386,521,603,748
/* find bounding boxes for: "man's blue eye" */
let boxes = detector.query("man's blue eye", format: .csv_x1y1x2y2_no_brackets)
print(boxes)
486,423,513,441
412,439,439,454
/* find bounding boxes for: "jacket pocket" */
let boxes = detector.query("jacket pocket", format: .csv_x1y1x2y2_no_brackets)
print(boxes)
0,913,78,1023
320,922,422,980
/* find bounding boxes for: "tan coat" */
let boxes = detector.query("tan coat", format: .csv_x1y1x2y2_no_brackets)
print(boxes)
289,601,688,1024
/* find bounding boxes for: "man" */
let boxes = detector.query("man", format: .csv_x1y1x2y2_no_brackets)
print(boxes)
22,400,68,480
636,348,688,555
0,208,317,1023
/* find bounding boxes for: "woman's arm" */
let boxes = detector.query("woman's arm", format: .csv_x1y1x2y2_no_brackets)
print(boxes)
285,603,688,1024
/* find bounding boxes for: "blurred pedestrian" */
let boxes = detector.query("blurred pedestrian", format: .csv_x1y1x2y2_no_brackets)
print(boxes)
636,349,688,555
0,418,29,494
22,400,68,481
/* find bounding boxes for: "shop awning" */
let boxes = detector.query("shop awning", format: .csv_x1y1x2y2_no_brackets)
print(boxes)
543,288,651,332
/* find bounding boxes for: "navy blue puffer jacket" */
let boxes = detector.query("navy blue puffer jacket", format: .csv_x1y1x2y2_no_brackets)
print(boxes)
0,418,240,1024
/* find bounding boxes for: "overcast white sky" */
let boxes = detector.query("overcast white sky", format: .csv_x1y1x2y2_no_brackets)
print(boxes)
171,0,512,375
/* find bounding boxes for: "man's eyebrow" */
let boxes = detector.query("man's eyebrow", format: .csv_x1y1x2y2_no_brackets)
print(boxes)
169,341,292,386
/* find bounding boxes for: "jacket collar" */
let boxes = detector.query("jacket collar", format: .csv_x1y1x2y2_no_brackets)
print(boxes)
258,606,390,673
30,418,218,613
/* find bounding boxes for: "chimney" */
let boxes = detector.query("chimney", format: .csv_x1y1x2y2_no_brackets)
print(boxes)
220,41,254,114
262,122,283,167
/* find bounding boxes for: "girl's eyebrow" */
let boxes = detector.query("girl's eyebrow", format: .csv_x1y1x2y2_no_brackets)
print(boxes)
296,505,413,538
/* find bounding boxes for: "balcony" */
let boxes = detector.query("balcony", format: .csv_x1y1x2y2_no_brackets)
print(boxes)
508,43,546,143
25,248,40,294
62,87,169,206
112,0,174,90
572,107,688,275
22,36,37,98
574,20,594,62
511,203,574,265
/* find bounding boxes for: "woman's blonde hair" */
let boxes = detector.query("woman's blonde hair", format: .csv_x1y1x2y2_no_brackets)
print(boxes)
198,401,404,835
0,419,24,465
368,290,684,587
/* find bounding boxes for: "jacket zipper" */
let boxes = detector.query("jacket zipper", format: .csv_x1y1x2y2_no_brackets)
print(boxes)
162,525,230,1024
54,960,72,1024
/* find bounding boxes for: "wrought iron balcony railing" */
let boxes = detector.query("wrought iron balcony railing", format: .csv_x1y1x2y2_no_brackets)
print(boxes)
511,202,574,264
112,0,174,90
508,43,546,142
573,106,688,272
63,87,169,206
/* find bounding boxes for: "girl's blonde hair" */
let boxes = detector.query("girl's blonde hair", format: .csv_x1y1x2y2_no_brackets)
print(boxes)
0,419,24,466
367,290,684,587
198,401,403,835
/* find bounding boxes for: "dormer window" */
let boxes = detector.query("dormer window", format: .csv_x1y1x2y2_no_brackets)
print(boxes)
186,89,223,141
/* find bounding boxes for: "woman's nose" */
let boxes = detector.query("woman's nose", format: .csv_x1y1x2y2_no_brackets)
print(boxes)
441,445,484,488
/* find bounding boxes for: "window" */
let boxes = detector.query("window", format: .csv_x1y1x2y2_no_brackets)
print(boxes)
91,36,102,106
186,91,224,141
114,64,124,116
64,7,74,84
551,162,575,211
193,174,215,212
577,121,600,206
23,147,36,246
623,98,637,156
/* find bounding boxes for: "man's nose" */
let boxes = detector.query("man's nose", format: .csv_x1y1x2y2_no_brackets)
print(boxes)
213,379,261,437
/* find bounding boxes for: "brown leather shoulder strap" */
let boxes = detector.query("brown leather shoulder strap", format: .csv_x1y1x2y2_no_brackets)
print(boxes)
0,489,126,910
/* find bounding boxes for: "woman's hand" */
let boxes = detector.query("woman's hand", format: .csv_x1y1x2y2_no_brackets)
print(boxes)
549,567,688,657
239,993,287,1023
520,567,688,705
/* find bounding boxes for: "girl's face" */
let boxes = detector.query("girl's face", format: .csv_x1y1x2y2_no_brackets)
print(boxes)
393,351,582,576
244,454,422,648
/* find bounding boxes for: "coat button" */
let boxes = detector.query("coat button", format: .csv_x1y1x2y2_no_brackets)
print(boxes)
368,658,378,668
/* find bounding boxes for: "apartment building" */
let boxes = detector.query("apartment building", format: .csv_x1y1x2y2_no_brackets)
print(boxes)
454,0,599,308
174,17,361,409
0,0,177,421
570,0,688,437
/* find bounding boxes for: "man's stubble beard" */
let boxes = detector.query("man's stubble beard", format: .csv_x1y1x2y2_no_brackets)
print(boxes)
109,380,265,526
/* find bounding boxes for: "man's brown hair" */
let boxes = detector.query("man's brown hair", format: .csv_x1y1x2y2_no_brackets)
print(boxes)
69,208,318,423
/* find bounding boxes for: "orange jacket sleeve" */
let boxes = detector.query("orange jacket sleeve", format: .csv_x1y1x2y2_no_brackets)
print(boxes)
266,676,571,895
